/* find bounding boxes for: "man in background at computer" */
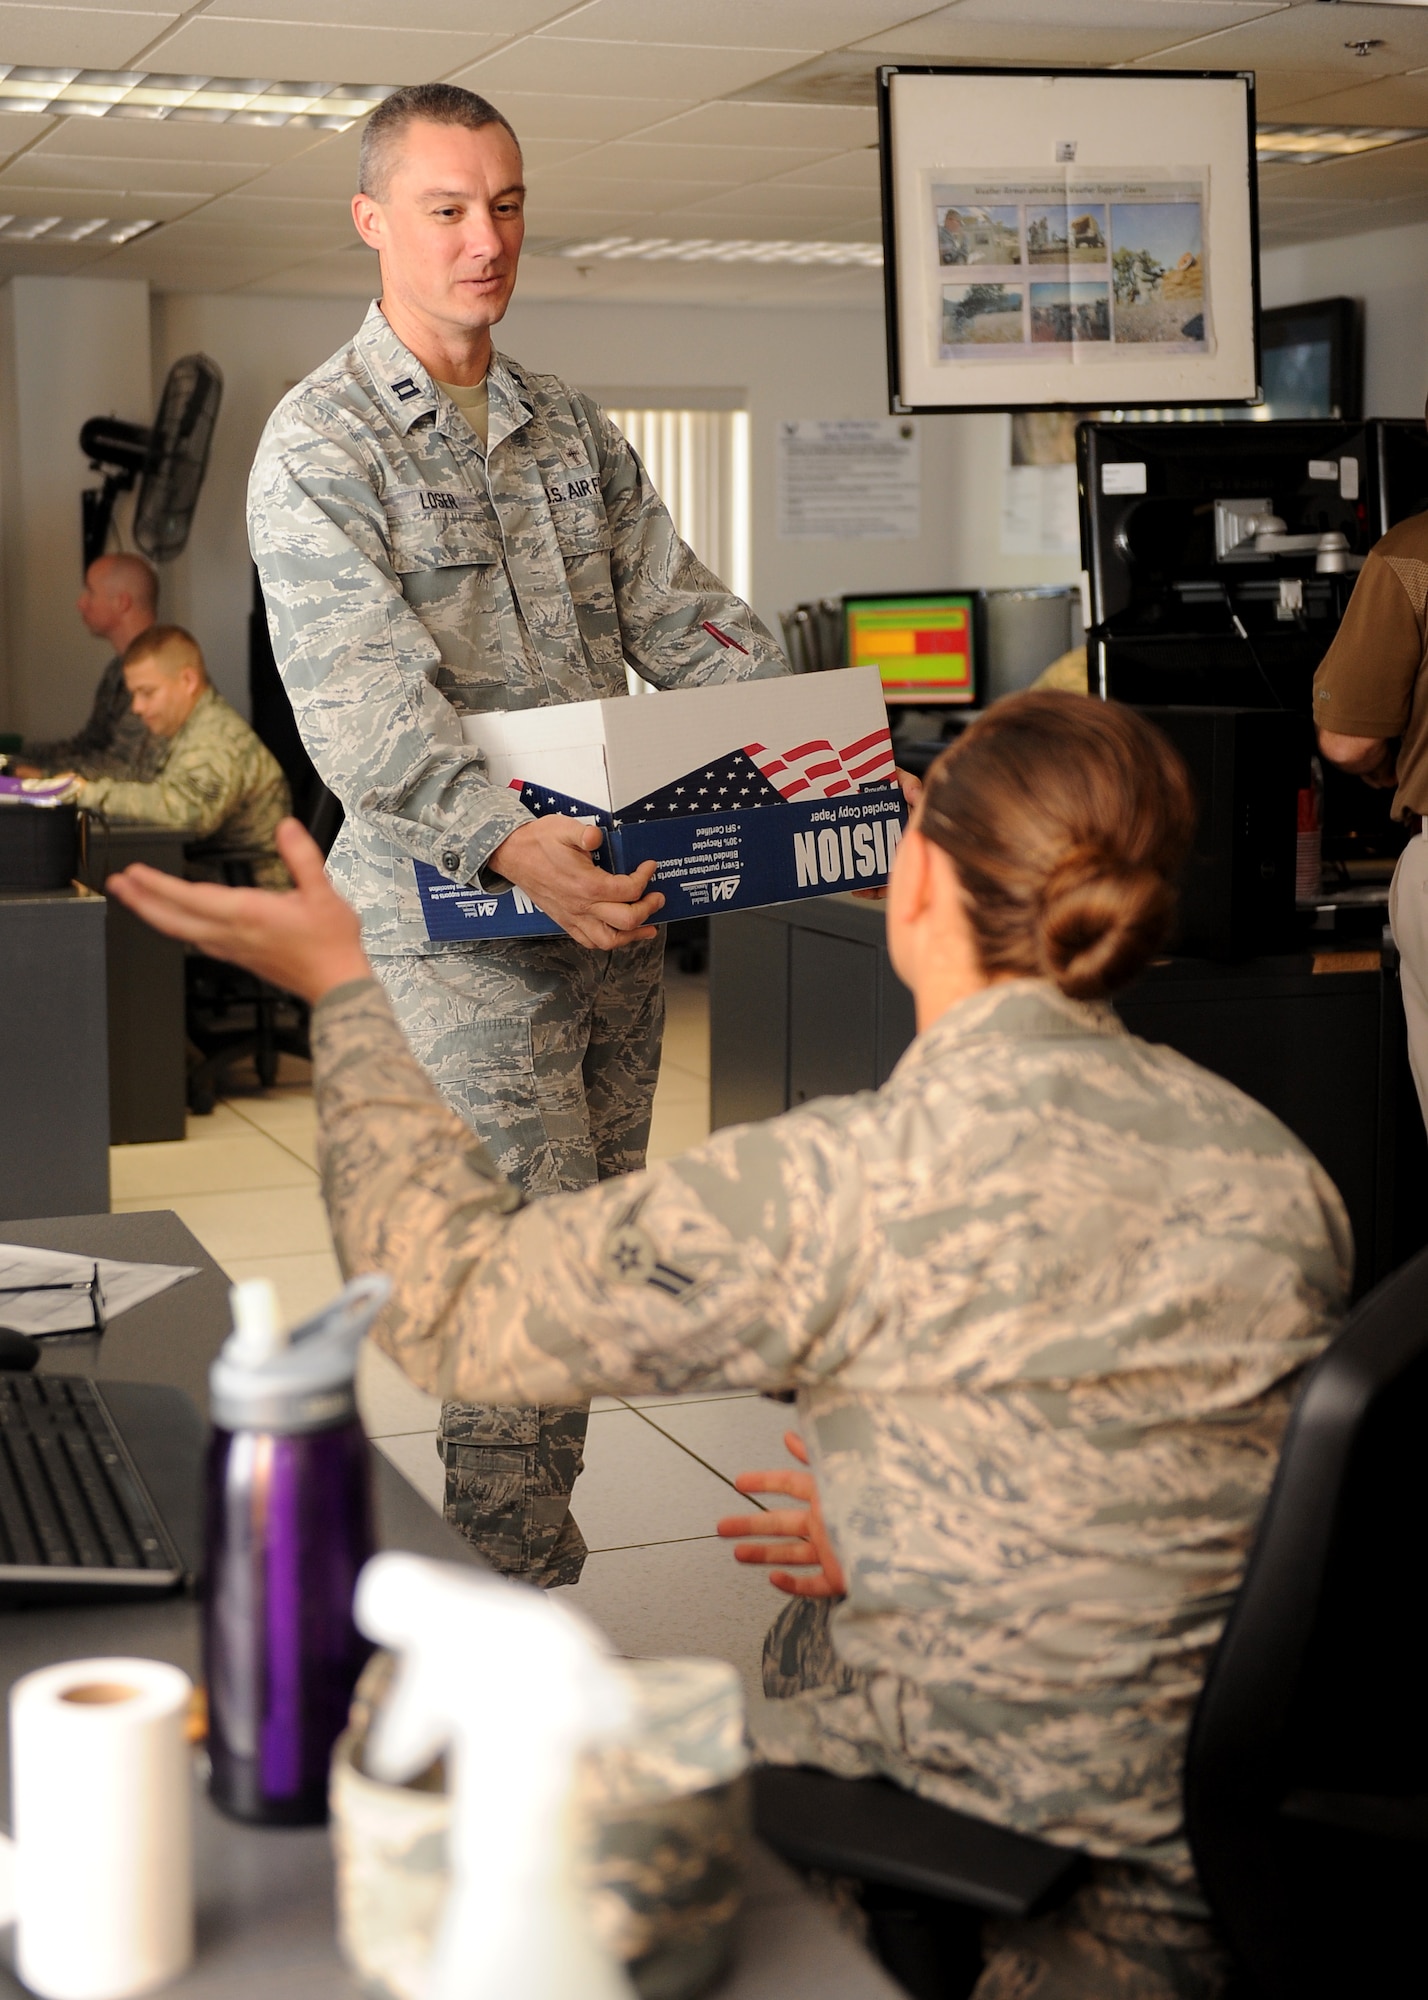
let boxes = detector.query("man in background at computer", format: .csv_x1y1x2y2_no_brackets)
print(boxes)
16,555,162,780
1313,444,1428,1125
57,626,291,889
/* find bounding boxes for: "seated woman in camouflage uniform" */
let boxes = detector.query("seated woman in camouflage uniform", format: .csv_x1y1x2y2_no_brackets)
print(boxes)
108,693,1349,2000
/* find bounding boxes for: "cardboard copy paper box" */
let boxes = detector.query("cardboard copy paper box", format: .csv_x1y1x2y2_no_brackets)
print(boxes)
413,666,906,941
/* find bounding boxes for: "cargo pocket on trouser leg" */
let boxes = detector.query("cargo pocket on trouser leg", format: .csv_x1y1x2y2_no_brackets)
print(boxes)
438,1401,589,1587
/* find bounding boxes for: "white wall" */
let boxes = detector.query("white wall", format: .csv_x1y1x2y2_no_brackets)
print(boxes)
1261,219,1428,420
152,292,366,713
154,290,1075,713
0,276,151,740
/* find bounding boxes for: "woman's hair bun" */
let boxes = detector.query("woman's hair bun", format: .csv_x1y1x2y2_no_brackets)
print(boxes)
918,693,1196,1000
1036,844,1175,999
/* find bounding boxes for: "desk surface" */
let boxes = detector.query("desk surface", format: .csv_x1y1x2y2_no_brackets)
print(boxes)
0,1210,899,2000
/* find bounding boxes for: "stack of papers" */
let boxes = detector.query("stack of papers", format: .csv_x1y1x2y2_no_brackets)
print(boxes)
0,1244,198,1336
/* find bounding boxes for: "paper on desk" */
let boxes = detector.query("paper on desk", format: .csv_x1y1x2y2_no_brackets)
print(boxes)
0,1244,199,1336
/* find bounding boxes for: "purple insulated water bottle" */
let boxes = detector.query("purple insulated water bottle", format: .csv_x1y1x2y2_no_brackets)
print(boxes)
203,1274,389,1825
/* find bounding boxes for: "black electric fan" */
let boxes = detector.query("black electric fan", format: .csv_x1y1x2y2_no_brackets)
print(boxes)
79,352,224,570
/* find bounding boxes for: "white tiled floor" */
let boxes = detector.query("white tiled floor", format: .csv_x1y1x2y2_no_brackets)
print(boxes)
113,968,792,1701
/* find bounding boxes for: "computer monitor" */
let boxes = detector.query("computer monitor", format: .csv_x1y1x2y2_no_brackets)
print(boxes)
844,592,979,705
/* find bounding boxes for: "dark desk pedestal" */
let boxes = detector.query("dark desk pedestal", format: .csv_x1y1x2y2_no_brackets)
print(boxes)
81,824,188,1144
711,897,915,1128
0,889,108,1216
711,900,1428,1298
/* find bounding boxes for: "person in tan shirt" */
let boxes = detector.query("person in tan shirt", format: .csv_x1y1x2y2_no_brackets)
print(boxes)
1313,499,1428,1121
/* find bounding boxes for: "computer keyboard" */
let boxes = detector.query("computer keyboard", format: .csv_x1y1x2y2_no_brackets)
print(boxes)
0,1374,184,1602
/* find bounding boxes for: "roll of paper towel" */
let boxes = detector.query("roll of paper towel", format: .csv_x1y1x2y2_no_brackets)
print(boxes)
10,1657,194,2000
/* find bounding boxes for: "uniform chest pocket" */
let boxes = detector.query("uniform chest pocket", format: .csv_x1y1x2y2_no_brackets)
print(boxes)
542,462,611,560
386,492,502,575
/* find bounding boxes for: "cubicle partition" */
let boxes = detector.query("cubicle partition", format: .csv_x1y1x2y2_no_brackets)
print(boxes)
710,899,1428,1299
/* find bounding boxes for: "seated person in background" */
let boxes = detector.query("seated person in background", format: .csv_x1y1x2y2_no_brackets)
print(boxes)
68,626,291,889
107,693,1349,2000
18,554,164,780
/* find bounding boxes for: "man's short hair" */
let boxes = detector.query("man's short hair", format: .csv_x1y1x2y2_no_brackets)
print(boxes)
90,552,158,615
122,624,206,679
359,83,520,203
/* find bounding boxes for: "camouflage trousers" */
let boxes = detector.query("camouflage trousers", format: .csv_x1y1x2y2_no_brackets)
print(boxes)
762,1598,1230,2000
370,933,665,1587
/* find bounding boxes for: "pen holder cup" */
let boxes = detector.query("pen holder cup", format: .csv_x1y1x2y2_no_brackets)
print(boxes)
330,1651,751,2000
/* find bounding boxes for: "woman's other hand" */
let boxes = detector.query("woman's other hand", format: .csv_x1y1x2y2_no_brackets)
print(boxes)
716,1431,847,1599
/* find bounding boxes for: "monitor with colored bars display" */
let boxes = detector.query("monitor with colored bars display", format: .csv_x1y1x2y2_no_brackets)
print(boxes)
843,593,979,705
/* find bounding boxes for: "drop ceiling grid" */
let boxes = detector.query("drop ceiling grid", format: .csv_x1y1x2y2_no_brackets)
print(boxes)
0,0,1422,294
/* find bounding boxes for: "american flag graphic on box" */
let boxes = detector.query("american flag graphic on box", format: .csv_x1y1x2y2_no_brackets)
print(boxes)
507,724,895,825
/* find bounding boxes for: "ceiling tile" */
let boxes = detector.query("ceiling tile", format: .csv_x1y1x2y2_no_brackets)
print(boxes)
551,139,841,186
650,101,877,150
1255,132,1428,199
1129,1,1428,76
1263,71,1428,125
519,202,708,237
533,0,925,52
510,248,882,309
0,178,204,217
670,180,881,226
0,110,55,163
855,0,1288,65
1261,189,1428,244
438,86,696,144
237,252,378,298
32,118,327,163
212,0,569,25
0,239,112,276
768,147,881,189
0,150,259,195
230,131,362,197
199,192,356,227
140,17,505,87
526,172,709,215
1246,69,1382,115
458,37,819,101
0,7,176,66
97,250,308,290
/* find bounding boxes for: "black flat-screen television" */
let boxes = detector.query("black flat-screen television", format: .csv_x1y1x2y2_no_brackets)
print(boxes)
1259,297,1363,421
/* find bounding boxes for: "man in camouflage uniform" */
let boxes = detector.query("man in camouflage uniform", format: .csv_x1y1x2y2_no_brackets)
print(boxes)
21,553,164,781
69,625,290,887
246,82,785,1584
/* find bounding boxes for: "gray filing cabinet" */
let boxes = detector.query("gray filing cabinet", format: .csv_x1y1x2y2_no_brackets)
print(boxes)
710,896,914,1129
0,889,109,1215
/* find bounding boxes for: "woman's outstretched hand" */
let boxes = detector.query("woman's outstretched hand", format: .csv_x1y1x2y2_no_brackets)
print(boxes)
716,1430,847,1599
105,818,372,1005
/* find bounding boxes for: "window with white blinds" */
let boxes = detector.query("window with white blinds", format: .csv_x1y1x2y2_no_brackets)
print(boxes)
604,406,752,603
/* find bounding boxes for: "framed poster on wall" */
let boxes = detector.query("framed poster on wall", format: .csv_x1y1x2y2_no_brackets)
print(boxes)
879,66,1261,414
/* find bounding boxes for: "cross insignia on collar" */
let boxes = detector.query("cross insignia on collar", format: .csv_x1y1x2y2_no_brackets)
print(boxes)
391,377,421,402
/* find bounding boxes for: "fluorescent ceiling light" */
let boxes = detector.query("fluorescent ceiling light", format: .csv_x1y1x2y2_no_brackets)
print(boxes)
547,235,883,268
0,213,156,244
1256,123,1428,165
0,68,391,129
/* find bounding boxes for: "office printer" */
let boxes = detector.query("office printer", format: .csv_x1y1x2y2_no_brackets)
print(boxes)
1078,418,1428,953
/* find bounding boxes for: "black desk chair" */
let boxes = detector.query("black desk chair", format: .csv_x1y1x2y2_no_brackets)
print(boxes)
754,1244,1428,1998
183,786,343,1112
